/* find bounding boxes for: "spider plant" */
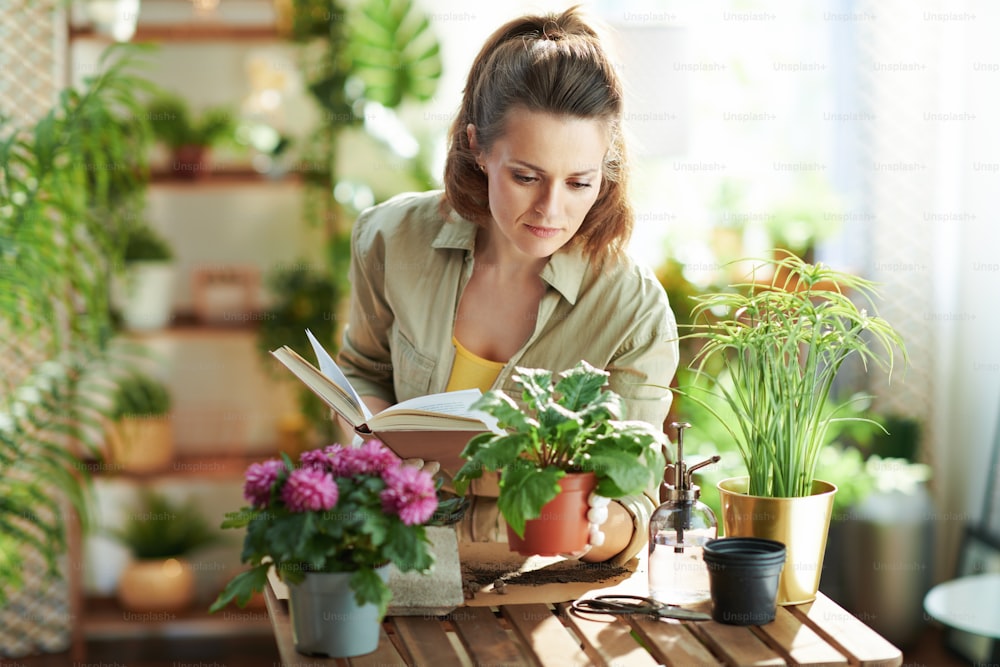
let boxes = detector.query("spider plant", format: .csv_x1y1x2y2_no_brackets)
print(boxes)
681,253,907,498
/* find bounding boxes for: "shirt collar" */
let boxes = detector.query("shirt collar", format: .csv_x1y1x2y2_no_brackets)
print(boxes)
432,214,587,306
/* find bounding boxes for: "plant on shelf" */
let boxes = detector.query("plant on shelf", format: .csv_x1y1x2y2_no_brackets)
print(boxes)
453,361,666,556
115,220,176,330
277,0,443,362
123,221,173,263
255,263,342,448
106,371,174,474
146,93,235,178
210,441,437,656
110,490,218,612
680,252,907,604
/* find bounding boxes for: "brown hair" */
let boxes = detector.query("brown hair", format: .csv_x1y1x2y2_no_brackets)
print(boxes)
442,6,633,261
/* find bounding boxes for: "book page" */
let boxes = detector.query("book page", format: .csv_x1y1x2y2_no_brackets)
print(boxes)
372,389,498,432
383,389,483,417
271,346,365,427
306,328,372,422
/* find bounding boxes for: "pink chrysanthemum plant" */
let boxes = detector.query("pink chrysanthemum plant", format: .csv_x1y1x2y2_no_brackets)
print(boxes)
210,440,439,617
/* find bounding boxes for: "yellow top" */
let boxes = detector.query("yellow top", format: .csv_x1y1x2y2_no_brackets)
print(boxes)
445,336,504,394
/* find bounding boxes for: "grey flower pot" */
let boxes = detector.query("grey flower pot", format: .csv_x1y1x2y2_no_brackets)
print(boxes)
288,564,390,658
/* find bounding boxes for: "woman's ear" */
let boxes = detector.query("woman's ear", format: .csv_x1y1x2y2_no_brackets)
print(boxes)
466,123,479,152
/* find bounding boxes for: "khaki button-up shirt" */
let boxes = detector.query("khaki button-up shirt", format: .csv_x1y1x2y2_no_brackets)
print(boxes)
336,190,679,429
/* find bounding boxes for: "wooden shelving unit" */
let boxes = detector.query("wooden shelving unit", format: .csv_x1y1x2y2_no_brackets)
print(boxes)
83,451,275,480
149,167,302,186
82,594,271,641
69,24,280,42
64,7,304,659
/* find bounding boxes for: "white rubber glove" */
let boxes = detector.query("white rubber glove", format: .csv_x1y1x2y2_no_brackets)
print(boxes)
587,491,611,548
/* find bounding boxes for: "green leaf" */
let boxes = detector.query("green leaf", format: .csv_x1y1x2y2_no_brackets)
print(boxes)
464,433,531,473
497,466,564,538
348,0,442,107
513,367,553,411
586,444,653,498
210,564,270,612
381,522,432,573
220,508,255,530
359,507,392,548
537,403,578,439
469,391,533,433
555,361,609,410
266,512,313,563
351,567,392,618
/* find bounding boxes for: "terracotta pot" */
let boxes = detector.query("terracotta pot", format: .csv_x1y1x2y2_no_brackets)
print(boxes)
107,416,174,474
171,145,208,180
506,472,597,557
717,477,837,605
117,558,195,612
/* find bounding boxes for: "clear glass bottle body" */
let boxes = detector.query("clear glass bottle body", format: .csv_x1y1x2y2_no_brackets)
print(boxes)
648,499,717,605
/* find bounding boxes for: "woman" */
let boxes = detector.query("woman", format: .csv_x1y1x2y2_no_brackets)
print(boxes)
336,7,678,564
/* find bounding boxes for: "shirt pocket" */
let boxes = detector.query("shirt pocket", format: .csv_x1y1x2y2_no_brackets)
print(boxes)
391,327,436,400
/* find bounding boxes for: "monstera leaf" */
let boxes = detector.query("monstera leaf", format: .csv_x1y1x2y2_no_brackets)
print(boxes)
349,0,442,107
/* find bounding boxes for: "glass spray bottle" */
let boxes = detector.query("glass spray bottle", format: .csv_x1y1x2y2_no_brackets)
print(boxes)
648,422,720,605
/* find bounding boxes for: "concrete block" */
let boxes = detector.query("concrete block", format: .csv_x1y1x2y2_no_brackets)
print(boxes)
388,526,464,616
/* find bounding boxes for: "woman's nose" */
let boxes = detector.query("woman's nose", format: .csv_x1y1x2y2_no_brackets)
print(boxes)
535,185,562,218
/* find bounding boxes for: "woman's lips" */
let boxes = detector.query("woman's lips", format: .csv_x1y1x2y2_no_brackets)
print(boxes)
525,224,560,239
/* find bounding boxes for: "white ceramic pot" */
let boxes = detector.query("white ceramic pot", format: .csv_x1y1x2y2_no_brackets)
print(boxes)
86,0,140,42
119,261,175,330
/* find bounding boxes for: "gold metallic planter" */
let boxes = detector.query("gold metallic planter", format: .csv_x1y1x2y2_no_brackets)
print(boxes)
717,477,837,605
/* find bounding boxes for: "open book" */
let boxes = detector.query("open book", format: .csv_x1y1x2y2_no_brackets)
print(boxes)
270,330,492,473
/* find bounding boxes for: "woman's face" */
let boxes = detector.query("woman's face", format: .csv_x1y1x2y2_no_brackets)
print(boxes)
472,107,608,260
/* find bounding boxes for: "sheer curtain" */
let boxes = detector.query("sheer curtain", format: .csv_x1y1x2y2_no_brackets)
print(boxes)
854,0,1000,579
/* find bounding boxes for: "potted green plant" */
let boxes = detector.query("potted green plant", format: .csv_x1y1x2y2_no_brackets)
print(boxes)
111,490,218,612
210,441,438,658
452,361,666,556
1,45,153,656
146,93,235,178
681,253,907,604
116,221,176,330
255,263,342,449
106,371,174,474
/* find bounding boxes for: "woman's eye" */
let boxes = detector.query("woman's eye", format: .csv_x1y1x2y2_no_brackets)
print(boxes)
513,173,537,184
570,181,591,190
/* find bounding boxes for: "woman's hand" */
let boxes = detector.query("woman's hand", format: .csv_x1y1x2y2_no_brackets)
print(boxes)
578,498,632,563
401,458,441,475
335,395,393,443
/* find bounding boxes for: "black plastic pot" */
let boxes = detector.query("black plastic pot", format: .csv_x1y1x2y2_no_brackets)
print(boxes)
703,537,786,625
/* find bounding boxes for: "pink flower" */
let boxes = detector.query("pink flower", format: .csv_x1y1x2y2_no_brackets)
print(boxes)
380,465,438,526
323,443,346,460
354,440,402,475
299,448,333,471
281,467,339,512
244,459,285,508
330,440,401,477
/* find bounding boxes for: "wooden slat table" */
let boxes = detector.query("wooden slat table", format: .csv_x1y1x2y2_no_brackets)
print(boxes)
263,583,902,666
